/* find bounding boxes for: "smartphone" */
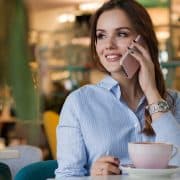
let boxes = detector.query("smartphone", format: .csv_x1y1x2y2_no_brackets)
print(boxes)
120,35,142,79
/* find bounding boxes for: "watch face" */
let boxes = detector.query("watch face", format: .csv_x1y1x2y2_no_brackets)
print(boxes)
148,100,169,115
158,101,169,110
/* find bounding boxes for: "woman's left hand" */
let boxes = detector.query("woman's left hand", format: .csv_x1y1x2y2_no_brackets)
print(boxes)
129,41,161,101
90,156,121,176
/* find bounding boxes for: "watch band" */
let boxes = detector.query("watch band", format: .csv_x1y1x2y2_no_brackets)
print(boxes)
146,99,169,115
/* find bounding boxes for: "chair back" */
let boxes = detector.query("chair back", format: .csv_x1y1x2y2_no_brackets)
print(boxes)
14,160,57,180
1,145,42,178
43,111,59,159
0,162,12,180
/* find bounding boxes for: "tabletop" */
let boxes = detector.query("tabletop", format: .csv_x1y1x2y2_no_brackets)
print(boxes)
50,173,180,180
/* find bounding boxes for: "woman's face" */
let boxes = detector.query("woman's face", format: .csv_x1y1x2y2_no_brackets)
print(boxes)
95,8,137,75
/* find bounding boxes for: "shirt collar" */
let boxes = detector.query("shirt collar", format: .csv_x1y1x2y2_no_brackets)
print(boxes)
98,75,118,90
97,75,146,107
97,75,121,99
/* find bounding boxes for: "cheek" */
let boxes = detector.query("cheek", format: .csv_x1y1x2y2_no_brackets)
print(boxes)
95,44,103,56
117,40,131,54
120,44,128,54
122,38,135,48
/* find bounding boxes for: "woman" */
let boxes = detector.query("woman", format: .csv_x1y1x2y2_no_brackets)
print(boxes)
55,0,180,177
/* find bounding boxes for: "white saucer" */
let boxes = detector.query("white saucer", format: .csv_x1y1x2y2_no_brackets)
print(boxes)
120,164,180,178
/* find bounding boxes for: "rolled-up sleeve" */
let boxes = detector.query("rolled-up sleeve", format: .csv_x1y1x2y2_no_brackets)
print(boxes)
55,92,87,178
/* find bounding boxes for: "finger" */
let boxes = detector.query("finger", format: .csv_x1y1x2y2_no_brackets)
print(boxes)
91,163,108,176
102,163,121,175
132,42,151,61
129,48,155,74
97,156,119,166
90,164,103,176
128,48,145,66
90,161,106,176
91,160,120,175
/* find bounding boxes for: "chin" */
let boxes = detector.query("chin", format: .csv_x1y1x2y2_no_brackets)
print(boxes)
107,67,121,73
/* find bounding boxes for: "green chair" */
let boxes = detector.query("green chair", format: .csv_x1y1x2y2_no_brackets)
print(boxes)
1,145,43,178
0,162,12,180
14,160,57,180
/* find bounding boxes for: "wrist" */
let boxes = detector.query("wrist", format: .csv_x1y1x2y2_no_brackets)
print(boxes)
145,89,162,104
146,99,169,116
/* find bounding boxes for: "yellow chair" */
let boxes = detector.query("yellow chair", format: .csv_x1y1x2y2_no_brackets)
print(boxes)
43,111,59,159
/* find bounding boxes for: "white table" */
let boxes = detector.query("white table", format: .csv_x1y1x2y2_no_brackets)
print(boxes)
49,173,180,180
0,149,19,159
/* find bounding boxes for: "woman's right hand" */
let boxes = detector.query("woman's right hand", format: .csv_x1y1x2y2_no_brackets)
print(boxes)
90,156,121,176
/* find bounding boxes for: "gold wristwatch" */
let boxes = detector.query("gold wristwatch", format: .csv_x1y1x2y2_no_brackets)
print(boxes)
146,99,169,115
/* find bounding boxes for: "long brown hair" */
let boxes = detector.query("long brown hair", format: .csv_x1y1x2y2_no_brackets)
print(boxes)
90,0,167,136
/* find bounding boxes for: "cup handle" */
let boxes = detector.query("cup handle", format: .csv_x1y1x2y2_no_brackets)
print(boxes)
170,146,179,159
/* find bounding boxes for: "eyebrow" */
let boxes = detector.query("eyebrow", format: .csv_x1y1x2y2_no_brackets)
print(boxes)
96,27,132,32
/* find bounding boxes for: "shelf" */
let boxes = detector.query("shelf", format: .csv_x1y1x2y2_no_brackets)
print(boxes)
161,61,180,69
49,65,91,72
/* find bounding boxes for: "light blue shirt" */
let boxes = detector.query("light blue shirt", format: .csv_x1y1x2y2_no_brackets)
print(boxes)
55,75,180,178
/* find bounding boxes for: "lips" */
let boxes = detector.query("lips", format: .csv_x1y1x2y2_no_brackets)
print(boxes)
105,54,121,62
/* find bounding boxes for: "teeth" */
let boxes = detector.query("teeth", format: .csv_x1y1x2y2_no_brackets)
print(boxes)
106,55,119,58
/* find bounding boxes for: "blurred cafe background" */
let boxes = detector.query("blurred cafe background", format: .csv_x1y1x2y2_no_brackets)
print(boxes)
0,0,180,161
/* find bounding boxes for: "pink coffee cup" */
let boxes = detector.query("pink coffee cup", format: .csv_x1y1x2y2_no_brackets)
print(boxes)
128,142,178,169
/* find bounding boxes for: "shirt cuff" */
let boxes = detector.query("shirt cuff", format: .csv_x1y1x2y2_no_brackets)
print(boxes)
152,112,180,135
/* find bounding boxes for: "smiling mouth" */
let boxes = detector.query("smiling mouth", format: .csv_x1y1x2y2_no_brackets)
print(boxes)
105,55,121,62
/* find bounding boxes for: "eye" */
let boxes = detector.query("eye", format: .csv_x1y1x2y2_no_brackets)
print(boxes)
117,32,128,37
96,33,106,40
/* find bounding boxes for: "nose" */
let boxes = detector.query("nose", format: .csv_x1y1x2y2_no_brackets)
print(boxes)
105,36,117,50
